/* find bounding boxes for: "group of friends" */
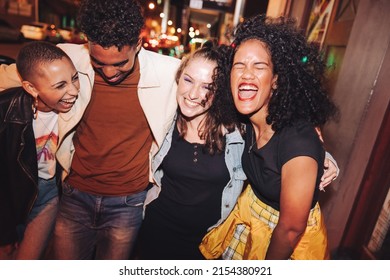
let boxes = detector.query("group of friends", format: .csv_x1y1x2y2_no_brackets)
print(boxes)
0,0,339,260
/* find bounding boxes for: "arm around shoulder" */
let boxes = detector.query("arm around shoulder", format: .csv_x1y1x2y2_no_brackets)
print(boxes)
0,64,21,91
320,151,340,190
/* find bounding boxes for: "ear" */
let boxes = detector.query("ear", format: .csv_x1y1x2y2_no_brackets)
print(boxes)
136,38,142,53
21,81,39,98
271,74,278,90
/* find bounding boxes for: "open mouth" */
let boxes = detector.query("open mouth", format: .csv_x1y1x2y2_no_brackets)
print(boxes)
184,97,204,107
238,83,258,101
59,96,77,107
107,74,122,83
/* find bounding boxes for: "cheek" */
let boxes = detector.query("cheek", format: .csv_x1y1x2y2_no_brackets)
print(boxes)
176,83,187,98
40,93,60,106
123,59,136,72
231,87,240,99
230,77,240,94
200,90,209,100
231,68,241,80
203,95,214,108
75,80,81,90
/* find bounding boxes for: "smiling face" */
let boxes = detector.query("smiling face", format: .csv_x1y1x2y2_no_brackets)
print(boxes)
230,39,278,118
176,57,216,123
89,42,140,85
22,57,80,113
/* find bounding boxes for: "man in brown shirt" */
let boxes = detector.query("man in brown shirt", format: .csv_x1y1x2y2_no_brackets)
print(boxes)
52,0,180,259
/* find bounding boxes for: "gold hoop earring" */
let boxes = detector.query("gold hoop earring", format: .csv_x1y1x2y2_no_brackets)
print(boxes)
32,98,38,119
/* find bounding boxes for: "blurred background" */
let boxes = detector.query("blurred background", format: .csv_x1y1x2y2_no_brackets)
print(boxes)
0,0,389,260
0,0,271,58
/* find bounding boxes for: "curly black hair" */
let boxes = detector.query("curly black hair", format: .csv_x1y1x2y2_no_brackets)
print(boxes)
78,0,144,49
176,42,242,155
232,15,337,131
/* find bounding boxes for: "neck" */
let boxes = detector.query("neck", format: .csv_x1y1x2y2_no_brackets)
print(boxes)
250,108,268,131
181,115,206,144
250,115,274,149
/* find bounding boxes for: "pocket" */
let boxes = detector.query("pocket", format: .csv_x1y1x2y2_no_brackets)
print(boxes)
124,190,147,207
61,181,75,196
233,165,247,181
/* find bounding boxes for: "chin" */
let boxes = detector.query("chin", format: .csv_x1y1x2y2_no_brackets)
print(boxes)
234,105,252,115
58,108,72,113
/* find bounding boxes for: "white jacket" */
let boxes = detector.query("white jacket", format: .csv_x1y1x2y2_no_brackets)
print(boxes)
0,44,180,181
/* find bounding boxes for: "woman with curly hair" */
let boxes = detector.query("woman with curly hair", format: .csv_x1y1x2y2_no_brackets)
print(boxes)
200,15,338,260
137,42,247,259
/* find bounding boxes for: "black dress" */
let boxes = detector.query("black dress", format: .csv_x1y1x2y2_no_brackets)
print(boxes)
138,125,229,259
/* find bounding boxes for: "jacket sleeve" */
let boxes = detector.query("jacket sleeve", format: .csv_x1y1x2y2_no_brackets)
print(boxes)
0,107,18,246
0,64,21,91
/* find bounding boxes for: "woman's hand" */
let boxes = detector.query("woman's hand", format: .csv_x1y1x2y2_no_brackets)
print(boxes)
314,128,340,191
319,156,339,191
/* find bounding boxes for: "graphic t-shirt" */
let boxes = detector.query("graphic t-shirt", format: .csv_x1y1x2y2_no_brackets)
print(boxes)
33,111,59,179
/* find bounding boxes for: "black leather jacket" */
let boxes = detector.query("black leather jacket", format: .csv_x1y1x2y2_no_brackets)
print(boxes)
0,87,38,246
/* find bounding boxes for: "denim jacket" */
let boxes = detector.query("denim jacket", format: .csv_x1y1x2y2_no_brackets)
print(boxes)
145,116,247,230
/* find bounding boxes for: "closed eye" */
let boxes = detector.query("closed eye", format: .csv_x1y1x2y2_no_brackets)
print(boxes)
203,84,211,91
232,62,245,70
72,72,79,83
183,77,193,83
55,82,66,90
112,61,128,67
91,57,105,66
254,62,269,70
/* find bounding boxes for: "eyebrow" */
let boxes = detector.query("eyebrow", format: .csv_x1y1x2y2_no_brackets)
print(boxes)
183,73,212,85
90,56,129,67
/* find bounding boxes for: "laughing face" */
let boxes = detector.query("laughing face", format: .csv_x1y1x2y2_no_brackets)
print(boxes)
23,57,80,113
176,57,216,123
230,39,278,118
89,42,140,85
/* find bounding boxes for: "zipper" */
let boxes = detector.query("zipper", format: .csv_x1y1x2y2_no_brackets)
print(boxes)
17,125,38,218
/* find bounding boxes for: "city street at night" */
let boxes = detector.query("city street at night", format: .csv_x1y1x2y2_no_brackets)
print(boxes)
0,0,389,267
0,42,25,60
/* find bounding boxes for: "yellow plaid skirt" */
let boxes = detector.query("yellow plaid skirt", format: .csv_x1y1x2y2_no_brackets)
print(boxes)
199,186,330,260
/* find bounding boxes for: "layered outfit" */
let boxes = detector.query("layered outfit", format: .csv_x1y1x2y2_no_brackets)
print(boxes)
0,88,38,247
139,117,246,259
0,44,180,259
0,88,59,259
55,44,180,259
200,121,330,260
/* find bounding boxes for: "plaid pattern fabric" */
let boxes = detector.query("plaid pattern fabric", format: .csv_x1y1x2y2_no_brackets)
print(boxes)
249,189,320,228
249,191,279,230
222,224,249,260
222,187,322,259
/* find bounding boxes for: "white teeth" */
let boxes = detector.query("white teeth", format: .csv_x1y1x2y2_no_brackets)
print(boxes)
238,85,258,91
184,98,199,106
60,97,77,104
